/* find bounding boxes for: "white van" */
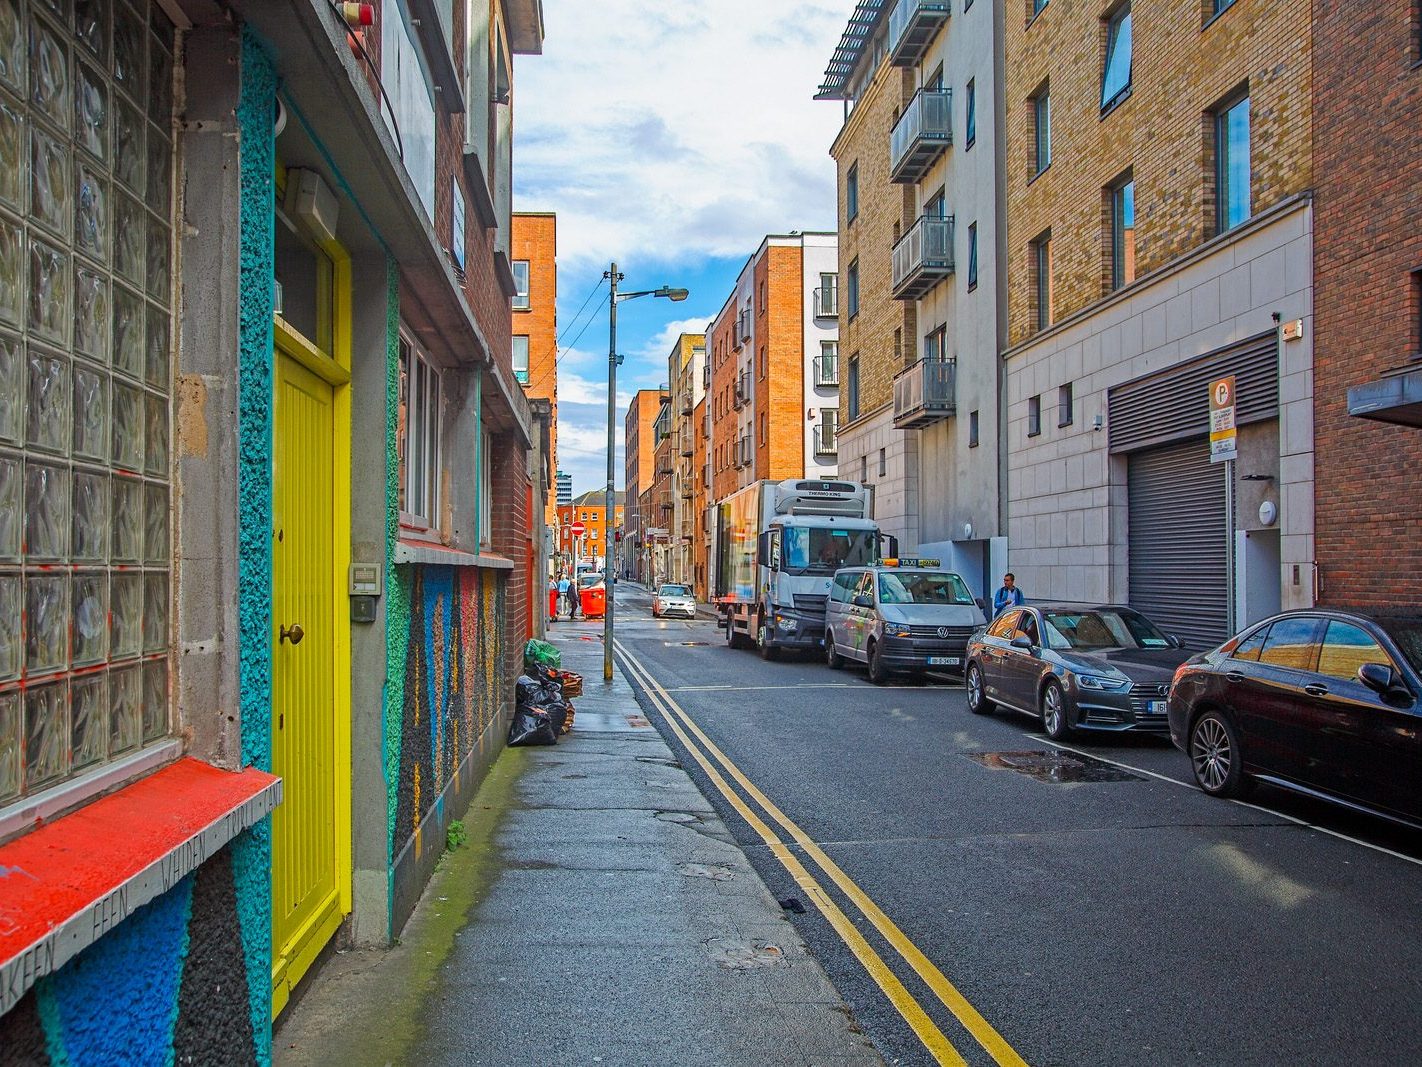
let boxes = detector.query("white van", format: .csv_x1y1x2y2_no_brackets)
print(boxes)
824,560,985,684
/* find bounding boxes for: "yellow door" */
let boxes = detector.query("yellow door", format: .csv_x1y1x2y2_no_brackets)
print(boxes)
270,347,344,1014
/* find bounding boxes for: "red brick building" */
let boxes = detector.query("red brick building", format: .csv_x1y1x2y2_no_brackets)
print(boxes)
1312,3,1422,604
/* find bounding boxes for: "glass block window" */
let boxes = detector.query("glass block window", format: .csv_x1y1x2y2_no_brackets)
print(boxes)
0,0,176,807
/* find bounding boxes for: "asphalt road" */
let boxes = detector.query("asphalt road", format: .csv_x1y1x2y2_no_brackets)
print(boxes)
612,583,1422,1067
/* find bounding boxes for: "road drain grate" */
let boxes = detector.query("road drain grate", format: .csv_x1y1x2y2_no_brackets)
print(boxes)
966,750,1144,783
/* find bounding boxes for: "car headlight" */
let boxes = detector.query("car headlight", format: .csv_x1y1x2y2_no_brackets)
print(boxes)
1076,673,1129,691
891,628,911,638
775,614,798,632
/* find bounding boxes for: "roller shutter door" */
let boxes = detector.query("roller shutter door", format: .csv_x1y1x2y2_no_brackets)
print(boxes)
1128,438,1229,649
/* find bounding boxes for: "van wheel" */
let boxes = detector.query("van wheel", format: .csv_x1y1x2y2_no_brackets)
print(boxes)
757,614,779,661
867,640,890,685
826,631,844,670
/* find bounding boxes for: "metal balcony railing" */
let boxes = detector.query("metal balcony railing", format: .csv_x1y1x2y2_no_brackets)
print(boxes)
814,354,840,388
893,358,957,429
892,215,955,299
888,0,950,66
814,424,838,457
891,88,952,184
813,284,838,318
679,396,693,416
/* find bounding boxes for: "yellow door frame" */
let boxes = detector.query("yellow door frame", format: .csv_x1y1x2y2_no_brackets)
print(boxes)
269,162,353,1016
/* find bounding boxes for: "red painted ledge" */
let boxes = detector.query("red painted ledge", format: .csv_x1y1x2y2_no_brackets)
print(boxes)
0,757,281,1014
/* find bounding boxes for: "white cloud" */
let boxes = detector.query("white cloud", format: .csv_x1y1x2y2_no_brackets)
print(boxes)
514,2,845,276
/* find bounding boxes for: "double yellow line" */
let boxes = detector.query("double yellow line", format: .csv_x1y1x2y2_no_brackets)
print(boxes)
614,641,1028,1067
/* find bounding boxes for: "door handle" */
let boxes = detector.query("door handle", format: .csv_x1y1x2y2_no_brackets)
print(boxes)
1225,671,1244,683
1304,684,1329,697
280,622,305,645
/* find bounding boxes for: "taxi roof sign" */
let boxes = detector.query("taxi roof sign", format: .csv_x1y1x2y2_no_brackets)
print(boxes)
877,558,941,568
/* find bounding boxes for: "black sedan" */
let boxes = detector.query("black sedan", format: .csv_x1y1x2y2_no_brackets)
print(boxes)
965,603,1190,740
1168,609,1422,828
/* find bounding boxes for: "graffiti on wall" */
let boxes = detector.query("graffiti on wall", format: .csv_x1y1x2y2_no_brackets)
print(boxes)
392,565,503,857
0,847,257,1066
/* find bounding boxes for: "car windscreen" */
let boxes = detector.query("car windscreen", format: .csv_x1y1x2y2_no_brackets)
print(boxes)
1042,609,1171,651
658,585,690,597
1379,619,1422,676
577,574,602,588
781,527,877,576
877,571,975,606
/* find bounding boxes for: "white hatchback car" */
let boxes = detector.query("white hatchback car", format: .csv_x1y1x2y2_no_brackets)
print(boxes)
652,583,697,619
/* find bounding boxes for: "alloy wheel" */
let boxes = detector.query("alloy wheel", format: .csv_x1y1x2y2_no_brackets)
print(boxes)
1192,716,1232,793
1042,682,1069,739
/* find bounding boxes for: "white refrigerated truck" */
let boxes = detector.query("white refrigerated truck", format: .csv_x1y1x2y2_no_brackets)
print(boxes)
713,479,897,659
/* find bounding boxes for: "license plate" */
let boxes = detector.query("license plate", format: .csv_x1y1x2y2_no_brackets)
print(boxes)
1148,700,1167,714
928,656,961,666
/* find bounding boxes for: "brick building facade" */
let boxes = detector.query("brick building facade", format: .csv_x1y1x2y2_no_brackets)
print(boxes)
513,212,559,526
623,388,666,581
1312,2,1422,604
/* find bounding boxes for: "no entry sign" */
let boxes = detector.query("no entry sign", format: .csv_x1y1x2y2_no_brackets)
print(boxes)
569,521,586,537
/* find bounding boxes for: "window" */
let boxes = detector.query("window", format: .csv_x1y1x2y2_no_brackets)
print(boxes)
399,333,443,528
478,428,492,547
818,341,839,386
1208,0,1236,19
1258,616,1323,671
0,0,180,808
1031,0,1048,17
451,179,466,271
1101,4,1132,111
969,410,980,448
1318,621,1392,682
861,455,868,482
925,189,947,220
848,355,861,421
758,345,767,380
1032,233,1053,330
512,259,530,309
924,325,947,363
1110,176,1136,291
965,78,977,149
1058,383,1074,427
1414,270,1422,355
967,222,979,291
1031,84,1051,175
820,409,838,454
1215,92,1251,233
847,259,860,318
512,336,530,384
846,163,859,223
382,0,437,217
1027,395,1042,437
1230,624,1269,661
818,272,838,316
878,448,886,478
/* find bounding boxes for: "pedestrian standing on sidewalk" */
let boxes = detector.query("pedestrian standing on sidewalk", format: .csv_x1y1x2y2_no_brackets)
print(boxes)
993,572,1025,618
556,574,571,620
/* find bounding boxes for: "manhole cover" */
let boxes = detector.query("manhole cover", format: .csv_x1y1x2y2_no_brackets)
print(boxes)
966,750,1143,783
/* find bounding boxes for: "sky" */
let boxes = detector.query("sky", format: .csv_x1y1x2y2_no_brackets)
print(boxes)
513,1,849,498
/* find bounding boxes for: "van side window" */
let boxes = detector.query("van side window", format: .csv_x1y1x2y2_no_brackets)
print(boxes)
854,573,875,601
831,572,858,603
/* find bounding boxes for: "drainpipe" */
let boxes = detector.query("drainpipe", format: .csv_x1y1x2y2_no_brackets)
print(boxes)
473,367,484,548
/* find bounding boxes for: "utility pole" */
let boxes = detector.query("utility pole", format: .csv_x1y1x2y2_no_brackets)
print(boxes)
604,263,621,683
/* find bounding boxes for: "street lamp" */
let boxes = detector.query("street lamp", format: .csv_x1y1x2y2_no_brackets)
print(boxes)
604,262,688,682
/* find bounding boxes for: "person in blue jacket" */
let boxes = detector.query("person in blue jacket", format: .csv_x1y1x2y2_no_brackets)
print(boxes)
992,572,1025,618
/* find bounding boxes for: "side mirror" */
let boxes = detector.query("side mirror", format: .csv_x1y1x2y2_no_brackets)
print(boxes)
1010,634,1033,650
974,597,986,610
1169,635,1183,649
852,594,874,608
1358,662,1402,697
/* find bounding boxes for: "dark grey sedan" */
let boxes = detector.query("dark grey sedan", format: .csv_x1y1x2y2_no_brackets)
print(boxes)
965,603,1191,740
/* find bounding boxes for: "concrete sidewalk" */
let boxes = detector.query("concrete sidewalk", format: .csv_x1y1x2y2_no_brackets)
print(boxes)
274,622,880,1067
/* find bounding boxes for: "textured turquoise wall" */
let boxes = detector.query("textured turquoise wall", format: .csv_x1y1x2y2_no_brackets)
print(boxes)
234,25,277,1061
383,260,409,888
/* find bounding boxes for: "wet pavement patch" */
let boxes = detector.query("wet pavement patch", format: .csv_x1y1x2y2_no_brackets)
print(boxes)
704,938,785,970
966,749,1145,783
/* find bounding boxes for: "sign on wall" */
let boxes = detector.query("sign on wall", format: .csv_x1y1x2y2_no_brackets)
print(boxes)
1209,375,1238,463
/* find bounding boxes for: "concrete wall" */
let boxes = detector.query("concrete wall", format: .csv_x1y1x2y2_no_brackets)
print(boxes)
1003,198,1315,610
800,234,840,478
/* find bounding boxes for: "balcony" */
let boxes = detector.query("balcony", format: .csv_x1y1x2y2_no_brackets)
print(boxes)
892,215,955,300
814,424,838,457
679,436,693,457
890,88,952,184
679,396,693,416
893,358,957,429
888,0,950,66
734,373,750,409
814,354,840,388
813,284,838,318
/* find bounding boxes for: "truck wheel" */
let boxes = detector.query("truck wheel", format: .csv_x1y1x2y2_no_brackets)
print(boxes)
867,640,890,685
826,630,844,670
756,614,780,661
